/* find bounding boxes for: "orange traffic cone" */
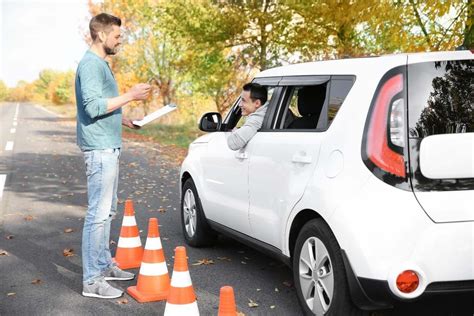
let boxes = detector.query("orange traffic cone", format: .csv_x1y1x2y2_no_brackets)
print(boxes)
164,246,199,316
218,286,237,316
127,217,170,302
113,199,143,269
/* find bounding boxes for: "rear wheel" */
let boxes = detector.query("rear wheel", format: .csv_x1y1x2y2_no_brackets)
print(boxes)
181,178,215,247
293,219,365,316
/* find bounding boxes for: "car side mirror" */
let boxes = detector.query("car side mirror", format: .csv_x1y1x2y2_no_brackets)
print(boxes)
199,112,222,132
420,133,474,179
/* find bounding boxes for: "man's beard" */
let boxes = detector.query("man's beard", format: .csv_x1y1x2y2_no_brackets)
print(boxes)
104,44,118,55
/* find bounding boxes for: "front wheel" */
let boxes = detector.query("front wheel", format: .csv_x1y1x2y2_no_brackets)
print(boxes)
181,178,215,247
293,219,365,316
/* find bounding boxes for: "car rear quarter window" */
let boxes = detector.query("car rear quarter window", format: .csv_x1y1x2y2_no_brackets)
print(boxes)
328,79,355,126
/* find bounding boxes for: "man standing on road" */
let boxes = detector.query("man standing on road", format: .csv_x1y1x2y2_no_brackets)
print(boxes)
75,13,150,299
227,83,268,150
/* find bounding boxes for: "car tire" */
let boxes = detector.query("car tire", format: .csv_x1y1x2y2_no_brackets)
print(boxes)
293,219,366,316
181,178,216,247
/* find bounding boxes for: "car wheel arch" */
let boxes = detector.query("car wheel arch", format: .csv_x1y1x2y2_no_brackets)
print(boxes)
288,208,328,258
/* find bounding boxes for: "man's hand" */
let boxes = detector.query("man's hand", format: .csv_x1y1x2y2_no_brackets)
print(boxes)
122,117,141,129
128,83,151,101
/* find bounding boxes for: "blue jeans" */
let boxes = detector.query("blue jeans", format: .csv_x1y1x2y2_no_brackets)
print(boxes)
82,148,120,283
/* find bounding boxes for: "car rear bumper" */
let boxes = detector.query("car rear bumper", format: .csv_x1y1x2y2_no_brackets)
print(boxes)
342,250,474,311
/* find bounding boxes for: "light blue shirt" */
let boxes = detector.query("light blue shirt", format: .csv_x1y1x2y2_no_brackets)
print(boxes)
75,50,122,150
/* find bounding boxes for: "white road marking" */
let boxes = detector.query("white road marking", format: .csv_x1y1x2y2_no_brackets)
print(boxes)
10,128,16,134
13,103,19,120
5,141,14,151
0,174,6,200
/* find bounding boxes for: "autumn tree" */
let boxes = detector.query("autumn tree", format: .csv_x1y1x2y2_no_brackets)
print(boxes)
0,80,8,101
8,81,34,102
86,0,472,117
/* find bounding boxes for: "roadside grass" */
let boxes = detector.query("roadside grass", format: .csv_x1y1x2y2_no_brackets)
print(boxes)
35,103,202,150
128,122,203,149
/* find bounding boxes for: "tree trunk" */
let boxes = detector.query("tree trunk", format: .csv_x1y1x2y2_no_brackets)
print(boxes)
462,0,473,49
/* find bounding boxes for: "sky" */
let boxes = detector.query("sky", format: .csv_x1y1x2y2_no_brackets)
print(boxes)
0,0,91,87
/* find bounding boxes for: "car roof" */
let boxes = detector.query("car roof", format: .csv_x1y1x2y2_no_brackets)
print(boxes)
255,50,473,78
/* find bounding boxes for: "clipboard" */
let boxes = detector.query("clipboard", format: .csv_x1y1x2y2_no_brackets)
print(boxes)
132,104,177,127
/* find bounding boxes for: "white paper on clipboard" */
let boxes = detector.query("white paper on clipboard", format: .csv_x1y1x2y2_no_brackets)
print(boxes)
132,104,177,127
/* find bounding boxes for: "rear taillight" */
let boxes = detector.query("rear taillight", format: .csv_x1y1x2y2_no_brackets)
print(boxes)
364,73,406,178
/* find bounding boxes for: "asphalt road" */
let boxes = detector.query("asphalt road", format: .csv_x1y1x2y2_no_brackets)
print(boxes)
0,102,299,315
0,102,473,315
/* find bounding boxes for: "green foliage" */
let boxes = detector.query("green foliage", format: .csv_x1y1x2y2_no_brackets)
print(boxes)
7,0,472,128
131,123,203,149
0,80,8,101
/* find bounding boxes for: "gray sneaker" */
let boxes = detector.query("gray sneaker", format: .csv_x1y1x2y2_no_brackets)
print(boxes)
102,265,135,281
82,278,123,299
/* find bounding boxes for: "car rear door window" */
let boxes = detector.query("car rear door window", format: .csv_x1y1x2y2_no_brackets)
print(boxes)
272,76,355,131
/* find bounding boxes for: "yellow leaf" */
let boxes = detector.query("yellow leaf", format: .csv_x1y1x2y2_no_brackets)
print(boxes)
192,258,214,265
63,248,74,257
31,279,42,285
248,298,259,308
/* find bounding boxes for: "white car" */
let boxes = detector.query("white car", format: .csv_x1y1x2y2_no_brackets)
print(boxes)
179,50,474,315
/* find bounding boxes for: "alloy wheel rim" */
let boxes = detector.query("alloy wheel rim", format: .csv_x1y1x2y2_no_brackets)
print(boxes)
183,189,197,237
298,236,334,315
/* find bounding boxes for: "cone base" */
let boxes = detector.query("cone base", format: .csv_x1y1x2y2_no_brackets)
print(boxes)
127,286,168,302
112,257,142,270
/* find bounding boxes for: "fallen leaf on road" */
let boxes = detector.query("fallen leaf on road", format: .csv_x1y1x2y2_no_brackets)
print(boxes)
63,228,74,233
128,162,138,168
283,281,293,288
24,215,34,221
63,248,75,257
5,235,14,240
7,292,15,296
0,250,9,256
256,288,261,292
237,312,245,316
31,279,42,285
117,298,129,304
248,299,259,308
217,257,231,261
110,240,116,245
158,208,166,213
192,258,214,266
162,237,169,241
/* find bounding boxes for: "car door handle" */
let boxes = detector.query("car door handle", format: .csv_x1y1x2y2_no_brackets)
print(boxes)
235,152,248,159
292,154,312,164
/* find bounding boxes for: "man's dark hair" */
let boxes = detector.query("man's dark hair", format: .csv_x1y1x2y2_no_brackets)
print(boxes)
89,13,121,41
243,83,268,105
